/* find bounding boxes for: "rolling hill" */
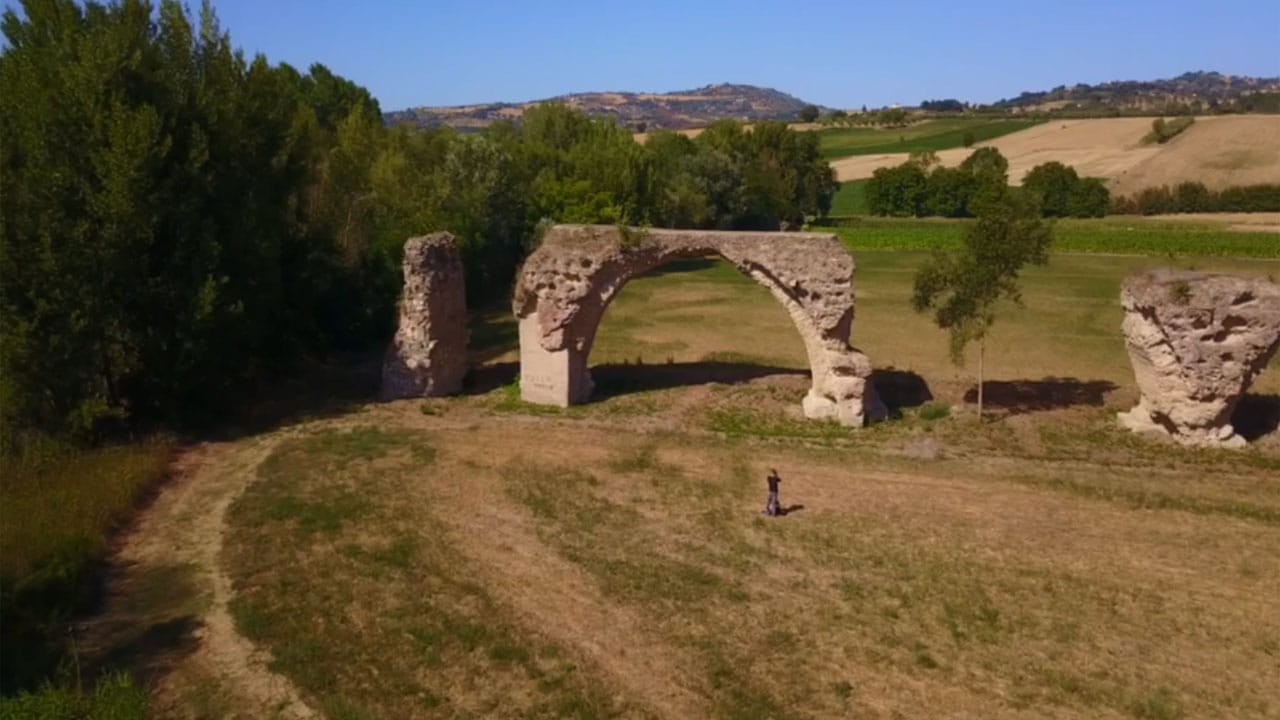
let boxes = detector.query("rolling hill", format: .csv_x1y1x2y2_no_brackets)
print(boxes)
384,83,820,131
991,71,1280,113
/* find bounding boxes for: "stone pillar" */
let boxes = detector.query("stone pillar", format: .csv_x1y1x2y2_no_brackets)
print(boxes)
381,233,468,399
1118,269,1280,447
517,314,593,406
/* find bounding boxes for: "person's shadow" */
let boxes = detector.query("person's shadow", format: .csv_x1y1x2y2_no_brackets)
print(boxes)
778,504,805,516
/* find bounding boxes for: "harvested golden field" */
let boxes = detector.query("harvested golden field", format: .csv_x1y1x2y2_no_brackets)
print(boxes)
1108,115,1280,197
830,115,1280,194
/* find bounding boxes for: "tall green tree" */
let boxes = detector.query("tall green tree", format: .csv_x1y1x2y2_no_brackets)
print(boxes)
865,163,927,216
0,0,389,444
910,190,1053,417
1021,161,1079,218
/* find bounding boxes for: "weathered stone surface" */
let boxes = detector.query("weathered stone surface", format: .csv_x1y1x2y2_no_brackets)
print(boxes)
1118,269,1280,447
512,224,886,426
381,233,468,399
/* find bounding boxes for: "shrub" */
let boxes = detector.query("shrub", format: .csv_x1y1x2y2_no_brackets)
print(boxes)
1173,182,1212,212
0,671,148,720
1110,183,1280,215
1144,116,1194,144
1215,184,1280,212
1067,177,1110,218
919,402,952,421
1135,186,1178,215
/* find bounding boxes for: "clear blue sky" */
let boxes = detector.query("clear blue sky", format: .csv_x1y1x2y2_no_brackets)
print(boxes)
7,0,1280,110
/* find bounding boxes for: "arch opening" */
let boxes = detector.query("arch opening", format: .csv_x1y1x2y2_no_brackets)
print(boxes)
583,254,815,398
512,225,886,426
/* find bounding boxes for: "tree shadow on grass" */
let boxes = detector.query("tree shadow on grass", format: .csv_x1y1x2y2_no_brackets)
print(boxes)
962,378,1119,416
79,562,203,691
468,308,518,364
204,352,382,442
1234,394,1280,441
462,361,519,395
459,359,808,402
591,361,807,400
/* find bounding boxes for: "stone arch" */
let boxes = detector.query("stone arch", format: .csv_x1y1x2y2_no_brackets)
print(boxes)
512,225,886,426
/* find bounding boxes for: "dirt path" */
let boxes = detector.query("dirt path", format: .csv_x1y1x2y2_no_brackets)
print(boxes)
80,434,317,719
429,442,710,719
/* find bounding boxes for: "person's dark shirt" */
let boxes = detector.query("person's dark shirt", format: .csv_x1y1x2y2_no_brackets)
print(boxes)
767,474,781,493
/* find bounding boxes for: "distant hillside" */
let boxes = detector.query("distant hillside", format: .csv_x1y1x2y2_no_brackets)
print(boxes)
992,71,1280,114
384,83,821,131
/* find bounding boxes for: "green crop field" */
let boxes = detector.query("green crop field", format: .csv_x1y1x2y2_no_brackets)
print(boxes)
829,180,869,215
822,217,1280,259
817,118,1042,161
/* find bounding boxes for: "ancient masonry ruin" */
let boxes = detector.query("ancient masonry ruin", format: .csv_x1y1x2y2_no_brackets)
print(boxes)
1118,269,1280,448
381,233,469,399
512,224,887,426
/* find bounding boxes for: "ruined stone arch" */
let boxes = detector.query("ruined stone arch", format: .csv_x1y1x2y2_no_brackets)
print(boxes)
512,225,886,426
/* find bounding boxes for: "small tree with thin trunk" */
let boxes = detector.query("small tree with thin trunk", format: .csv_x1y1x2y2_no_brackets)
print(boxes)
910,190,1053,418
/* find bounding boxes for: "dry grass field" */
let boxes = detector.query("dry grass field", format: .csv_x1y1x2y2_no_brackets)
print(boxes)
829,115,1280,191
84,243,1280,720
1108,115,1280,197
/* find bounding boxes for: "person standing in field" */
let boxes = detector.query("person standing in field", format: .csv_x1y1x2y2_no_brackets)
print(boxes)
762,468,782,517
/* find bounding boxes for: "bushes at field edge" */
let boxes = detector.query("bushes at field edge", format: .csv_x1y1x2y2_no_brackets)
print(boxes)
1111,183,1280,215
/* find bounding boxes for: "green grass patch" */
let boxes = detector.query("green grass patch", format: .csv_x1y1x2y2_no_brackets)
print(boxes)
829,217,1280,258
1130,687,1185,720
0,670,148,719
817,119,1042,160
706,407,851,440
918,401,951,421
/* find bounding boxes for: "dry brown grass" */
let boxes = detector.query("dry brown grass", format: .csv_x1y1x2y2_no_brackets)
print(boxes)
97,250,1280,718
1109,116,1280,197
216,390,1280,719
213,250,1280,718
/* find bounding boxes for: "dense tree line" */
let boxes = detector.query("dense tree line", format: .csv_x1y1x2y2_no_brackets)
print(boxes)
0,0,835,448
865,150,1109,218
1110,182,1280,215
920,99,965,113
1021,162,1109,218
